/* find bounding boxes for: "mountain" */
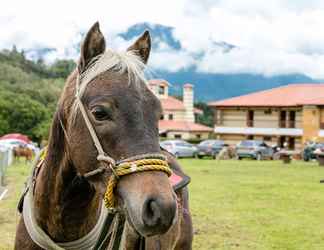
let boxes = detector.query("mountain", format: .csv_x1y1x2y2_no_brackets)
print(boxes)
153,71,316,101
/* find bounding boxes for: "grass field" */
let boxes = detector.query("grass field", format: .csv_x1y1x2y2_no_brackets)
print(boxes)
1,159,324,249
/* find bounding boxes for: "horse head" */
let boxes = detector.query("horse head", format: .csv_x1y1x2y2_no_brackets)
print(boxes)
60,22,177,237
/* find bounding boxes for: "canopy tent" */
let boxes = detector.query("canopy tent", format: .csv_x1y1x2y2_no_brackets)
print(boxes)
0,133,31,144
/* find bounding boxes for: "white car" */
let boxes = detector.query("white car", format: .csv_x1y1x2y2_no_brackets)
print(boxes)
160,140,198,158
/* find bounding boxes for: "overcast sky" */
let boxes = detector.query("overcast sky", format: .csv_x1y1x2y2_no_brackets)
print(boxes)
2,0,324,78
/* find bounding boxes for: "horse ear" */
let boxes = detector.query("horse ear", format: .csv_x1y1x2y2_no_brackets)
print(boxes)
127,30,151,64
79,22,106,72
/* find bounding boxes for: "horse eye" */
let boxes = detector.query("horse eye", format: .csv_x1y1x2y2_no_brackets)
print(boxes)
91,106,112,121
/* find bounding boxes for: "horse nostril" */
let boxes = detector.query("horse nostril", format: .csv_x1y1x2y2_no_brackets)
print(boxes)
142,198,161,227
142,197,176,233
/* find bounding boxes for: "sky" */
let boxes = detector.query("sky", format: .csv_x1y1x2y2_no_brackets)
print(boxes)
2,0,324,78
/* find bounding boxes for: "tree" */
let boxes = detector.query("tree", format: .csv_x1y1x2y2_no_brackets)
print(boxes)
0,91,50,141
194,101,214,127
49,59,76,78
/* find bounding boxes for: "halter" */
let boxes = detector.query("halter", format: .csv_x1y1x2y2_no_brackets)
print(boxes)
75,73,172,210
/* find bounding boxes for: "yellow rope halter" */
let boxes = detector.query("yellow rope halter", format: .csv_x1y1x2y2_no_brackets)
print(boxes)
103,158,172,209
38,147,171,209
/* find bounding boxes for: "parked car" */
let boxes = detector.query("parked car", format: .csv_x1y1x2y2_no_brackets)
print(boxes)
196,140,227,159
160,140,198,158
236,140,274,160
303,143,324,161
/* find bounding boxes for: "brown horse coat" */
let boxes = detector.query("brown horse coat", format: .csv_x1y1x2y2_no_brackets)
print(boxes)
15,22,193,250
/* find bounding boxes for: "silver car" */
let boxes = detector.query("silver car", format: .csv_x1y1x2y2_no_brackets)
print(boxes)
160,140,198,158
236,140,274,160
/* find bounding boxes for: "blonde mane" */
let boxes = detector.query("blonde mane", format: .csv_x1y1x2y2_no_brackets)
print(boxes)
71,49,149,118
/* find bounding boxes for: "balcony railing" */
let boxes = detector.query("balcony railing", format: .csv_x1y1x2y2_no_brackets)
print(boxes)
287,121,295,128
279,120,286,128
279,120,296,128
246,120,254,127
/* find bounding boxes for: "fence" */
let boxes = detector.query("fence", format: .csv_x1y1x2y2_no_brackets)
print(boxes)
0,146,13,187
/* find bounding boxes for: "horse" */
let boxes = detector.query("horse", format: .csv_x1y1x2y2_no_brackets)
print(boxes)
13,145,34,163
15,22,193,250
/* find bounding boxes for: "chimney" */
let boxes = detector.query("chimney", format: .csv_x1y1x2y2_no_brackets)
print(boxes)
183,83,194,122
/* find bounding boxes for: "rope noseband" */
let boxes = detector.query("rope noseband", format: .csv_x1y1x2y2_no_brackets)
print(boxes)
104,156,172,208
75,73,172,210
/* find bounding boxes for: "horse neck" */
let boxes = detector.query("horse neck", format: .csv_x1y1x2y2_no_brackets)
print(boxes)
33,152,102,242
33,109,102,242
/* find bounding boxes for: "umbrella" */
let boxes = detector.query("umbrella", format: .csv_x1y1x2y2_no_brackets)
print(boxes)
0,133,31,143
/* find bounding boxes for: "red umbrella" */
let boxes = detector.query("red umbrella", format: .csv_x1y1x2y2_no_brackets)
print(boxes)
0,133,31,143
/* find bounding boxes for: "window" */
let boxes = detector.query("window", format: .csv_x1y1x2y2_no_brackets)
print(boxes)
247,110,254,127
279,111,286,128
240,140,254,147
160,114,164,120
263,136,271,141
247,135,254,140
278,136,286,148
174,134,182,139
196,134,201,139
199,140,213,146
159,85,165,95
168,114,173,120
288,137,295,150
289,111,296,128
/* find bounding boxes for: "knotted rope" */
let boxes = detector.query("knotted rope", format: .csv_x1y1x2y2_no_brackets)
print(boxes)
104,158,172,209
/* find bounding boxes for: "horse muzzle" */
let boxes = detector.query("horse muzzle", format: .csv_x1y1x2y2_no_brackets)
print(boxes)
141,196,177,236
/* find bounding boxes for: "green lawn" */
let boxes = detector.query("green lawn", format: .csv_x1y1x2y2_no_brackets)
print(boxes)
1,160,324,249
184,159,324,250
0,161,30,250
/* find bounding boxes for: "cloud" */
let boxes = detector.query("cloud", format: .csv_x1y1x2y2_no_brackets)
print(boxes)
2,0,324,78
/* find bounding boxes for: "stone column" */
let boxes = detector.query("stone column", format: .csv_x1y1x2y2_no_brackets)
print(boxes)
183,83,194,123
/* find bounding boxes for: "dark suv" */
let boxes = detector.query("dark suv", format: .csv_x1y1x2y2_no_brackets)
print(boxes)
303,143,324,161
197,140,227,159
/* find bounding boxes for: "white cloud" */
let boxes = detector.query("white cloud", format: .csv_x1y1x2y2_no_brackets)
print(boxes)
2,0,324,78
149,50,196,72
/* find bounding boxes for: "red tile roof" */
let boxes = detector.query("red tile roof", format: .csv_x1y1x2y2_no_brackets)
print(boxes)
208,84,324,107
159,120,213,132
148,79,170,86
161,96,185,110
160,96,202,114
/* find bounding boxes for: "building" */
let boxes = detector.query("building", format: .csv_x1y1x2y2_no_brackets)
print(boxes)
208,84,324,150
149,79,212,140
